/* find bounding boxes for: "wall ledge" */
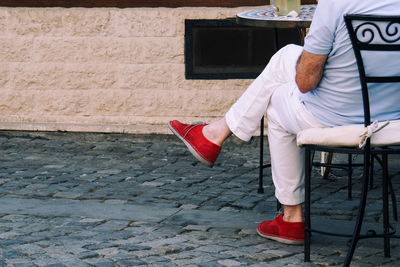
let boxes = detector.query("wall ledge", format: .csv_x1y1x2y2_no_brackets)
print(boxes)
0,0,266,8
0,122,172,135
0,0,315,8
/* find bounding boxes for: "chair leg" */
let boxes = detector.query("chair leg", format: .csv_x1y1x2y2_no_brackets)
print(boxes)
344,151,371,267
258,117,265,194
276,201,282,211
383,154,398,222
304,148,312,262
388,177,398,221
373,155,397,221
348,153,353,200
370,155,375,189
321,152,333,179
382,154,391,257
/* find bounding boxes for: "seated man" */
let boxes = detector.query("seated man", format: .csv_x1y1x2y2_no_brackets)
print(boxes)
168,0,400,245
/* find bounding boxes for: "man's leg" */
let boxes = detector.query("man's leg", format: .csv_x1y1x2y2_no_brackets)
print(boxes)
202,118,231,146
223,44,303,142
255,83,325,244
267,94,306,222
169,44,304,166
201,44,304,145
269,83,325,207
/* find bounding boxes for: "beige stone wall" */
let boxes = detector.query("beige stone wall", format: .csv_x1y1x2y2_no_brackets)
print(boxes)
0,6,260,134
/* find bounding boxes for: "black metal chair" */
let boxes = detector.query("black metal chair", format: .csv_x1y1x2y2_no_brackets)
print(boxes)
298,14,400,266
258,116,270,194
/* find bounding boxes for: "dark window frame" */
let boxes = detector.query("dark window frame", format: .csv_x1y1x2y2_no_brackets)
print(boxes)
185,19,273,80
185,19,302,80
0,0,316,8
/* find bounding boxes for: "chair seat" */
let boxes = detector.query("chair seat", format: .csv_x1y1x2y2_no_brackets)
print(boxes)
297,120,400,148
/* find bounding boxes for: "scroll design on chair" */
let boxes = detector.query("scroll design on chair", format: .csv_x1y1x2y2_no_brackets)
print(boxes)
355,21,400,44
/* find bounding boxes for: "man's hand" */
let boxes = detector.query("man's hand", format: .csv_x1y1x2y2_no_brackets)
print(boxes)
295,50,327,93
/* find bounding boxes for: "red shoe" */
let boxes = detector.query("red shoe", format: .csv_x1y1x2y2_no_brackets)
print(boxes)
168,120,221,167
257,214,304,245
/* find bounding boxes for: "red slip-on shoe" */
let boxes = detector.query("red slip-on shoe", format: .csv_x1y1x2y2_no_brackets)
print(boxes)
168,120,221,167
257,214,304,245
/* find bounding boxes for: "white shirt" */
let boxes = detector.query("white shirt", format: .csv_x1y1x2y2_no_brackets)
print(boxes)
299,0,400,126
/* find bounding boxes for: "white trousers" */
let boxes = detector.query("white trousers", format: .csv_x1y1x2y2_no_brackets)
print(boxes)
225,44,325,205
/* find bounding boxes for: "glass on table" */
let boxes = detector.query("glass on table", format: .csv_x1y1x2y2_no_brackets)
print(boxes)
271,0,301,16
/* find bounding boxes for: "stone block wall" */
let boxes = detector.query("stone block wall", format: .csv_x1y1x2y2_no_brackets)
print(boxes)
0,6,256,134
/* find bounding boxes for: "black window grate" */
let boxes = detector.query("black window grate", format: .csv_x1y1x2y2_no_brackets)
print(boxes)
185,19,302,80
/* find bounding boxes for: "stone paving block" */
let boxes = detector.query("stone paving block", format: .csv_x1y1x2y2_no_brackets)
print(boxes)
152,245,188,256
267,248,297,258
3,249,25,259
216,259,242,267
199,261,225,267
142,255,170,264
62,261,92,267
140,236,189,248
208,227,241,235
104,230,134,240
30,255,62,267
141,181,165,187
54,191,83,199
355,253,396,266
13,244,46,255
115,258,147,266
93,262,117,267
94,247,120,256
13,264,39,267
84,243,118,251
77,251,100,260
187,256,232,266
195,245,233,254
180,204,199,210
92,220,129,232
312,255,348,266
119,244,151,252
127,249,159,259
183,225,211,232
0,230,23,239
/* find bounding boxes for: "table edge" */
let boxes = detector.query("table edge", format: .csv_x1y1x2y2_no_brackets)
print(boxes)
236,16,312,28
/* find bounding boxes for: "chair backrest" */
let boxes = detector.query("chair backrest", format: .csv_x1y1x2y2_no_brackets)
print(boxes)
344,14,400,127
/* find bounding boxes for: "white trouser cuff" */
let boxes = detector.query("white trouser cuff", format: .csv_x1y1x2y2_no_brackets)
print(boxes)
275,188,304,206
225,112,253,142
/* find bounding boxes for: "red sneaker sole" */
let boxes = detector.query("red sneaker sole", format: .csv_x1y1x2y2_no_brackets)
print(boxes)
168,122,214,167
256,228,304,245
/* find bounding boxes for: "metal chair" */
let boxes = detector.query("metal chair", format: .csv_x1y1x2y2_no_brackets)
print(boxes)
299,14,400,266
258,116,270,194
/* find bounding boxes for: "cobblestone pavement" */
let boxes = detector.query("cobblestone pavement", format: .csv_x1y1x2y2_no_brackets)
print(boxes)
0,131,399,267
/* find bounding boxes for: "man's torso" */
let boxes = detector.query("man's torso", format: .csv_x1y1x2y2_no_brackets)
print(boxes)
300,0,400,126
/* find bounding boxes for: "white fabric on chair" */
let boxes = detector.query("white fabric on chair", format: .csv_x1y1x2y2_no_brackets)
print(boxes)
297,120,400,148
